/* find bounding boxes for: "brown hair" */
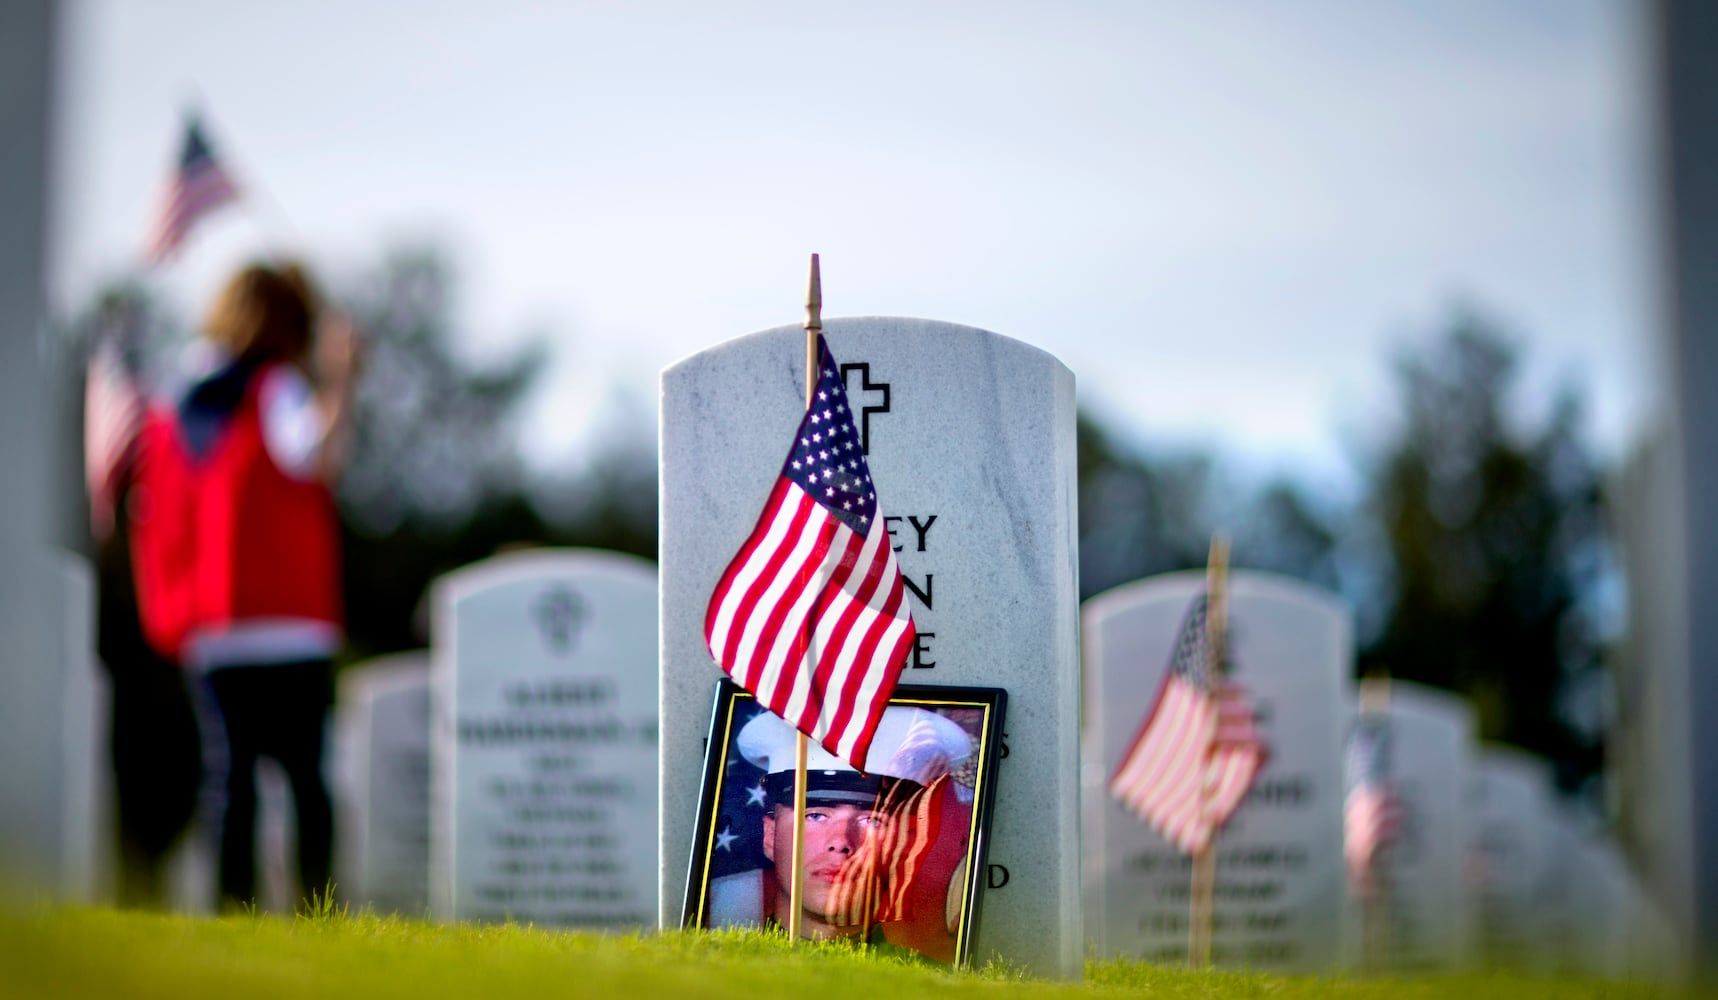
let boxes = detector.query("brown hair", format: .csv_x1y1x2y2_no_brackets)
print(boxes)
202,263,315,364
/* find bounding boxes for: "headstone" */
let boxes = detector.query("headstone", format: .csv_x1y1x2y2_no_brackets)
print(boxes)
1082,570,1351,972
1342,682,1476,973
1561,833,1644,980
1653,1,1718,968
55,554,106,902
1466,747,1553,971
430,549,659,927
1535,804,1597,976
1543,822,1680,981
660,319,1081,977
0,0,74,901
335,653,431,915
0,554,106,901
254,760,296,913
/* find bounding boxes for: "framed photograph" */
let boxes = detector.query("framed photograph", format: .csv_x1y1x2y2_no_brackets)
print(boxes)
682,680,1007,967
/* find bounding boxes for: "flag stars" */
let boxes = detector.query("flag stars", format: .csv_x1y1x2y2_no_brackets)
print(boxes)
715,827,737,852
818,390,828,401
746,784,767,807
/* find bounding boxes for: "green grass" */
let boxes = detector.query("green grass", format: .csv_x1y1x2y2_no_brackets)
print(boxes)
0,902,1694,1000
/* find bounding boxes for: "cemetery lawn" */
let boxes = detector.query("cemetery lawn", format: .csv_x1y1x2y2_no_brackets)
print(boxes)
0,903,1689,1000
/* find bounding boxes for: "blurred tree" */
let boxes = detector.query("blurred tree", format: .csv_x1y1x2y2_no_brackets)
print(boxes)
337,249,546,536
1357,314,1610,794
331,247,665,659
1232,480,1343,594
1076,414,1217,599
1075,413,1341,600
333,248,583,660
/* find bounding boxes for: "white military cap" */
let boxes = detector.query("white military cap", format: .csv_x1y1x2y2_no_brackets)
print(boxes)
738,705,973,806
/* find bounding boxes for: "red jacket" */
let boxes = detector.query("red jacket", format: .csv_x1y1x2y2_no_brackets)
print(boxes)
128,364,342,661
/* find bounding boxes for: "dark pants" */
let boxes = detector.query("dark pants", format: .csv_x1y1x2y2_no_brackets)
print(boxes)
109,657,202,907
205,660,334,909
96,527,202,909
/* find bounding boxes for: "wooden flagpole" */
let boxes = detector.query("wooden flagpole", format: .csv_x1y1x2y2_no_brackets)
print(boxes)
1358,673,1393,974
1189,535,1229,967
788,252,822,942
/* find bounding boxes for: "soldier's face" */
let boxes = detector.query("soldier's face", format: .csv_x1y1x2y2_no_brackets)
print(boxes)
763,803,881,915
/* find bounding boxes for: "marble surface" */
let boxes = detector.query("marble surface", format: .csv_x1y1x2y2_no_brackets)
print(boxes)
431,549,659,927
1466,747,1553,971
335,653,431,915
1082,570,1352,971
1341,682,1476,973
659,318,1081,977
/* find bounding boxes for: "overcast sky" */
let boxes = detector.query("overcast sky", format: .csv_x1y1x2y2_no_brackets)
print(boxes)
49,1,1659,490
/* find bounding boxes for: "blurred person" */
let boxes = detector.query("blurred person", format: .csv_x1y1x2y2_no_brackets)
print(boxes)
84,296,203,907
125,261,359,910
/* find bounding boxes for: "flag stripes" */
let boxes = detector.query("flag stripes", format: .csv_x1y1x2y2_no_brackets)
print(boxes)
876,775,947,922
1344,714,1401,891
704,333,916,772
1108,594,1267,855
825,774,949,927
145,118,239,263
83,339,146,534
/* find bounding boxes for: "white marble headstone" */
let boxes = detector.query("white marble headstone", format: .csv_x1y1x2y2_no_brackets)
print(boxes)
659,319,1080,977
1559,833,1639,979
1082,570,1351,972
54,554,105,902
1535,814,1678,981
336,652,431,915
0,553,106,902
1466,748,1553,971
1340,682,1475,973
431,549,659,927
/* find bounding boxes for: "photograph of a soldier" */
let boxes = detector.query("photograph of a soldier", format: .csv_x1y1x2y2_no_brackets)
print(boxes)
695,701,985,964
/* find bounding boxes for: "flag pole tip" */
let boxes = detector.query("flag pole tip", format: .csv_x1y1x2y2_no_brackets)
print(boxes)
805,254,822,333
1359,674,1392,713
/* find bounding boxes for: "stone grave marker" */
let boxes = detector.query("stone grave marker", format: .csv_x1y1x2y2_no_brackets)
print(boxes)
1082,570,1351,972
54,553,105,902
431,549,659,927
0,553,107,902
1466,747,1553,971
1340,681,1475,973
659,319,1081,977
1560,833,1641,979
335,652,431,915
1536,814,1677,981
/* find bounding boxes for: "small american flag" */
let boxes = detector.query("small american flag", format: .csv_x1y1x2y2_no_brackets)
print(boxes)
1108,593,1266,854
705,334,917,772
826,773,949,927
145,116,239,263
1344,713,1401,893
83,337,147,539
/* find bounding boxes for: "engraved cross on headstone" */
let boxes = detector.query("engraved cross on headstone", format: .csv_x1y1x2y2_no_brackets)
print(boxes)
533,585,587,656
840,362,890,454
